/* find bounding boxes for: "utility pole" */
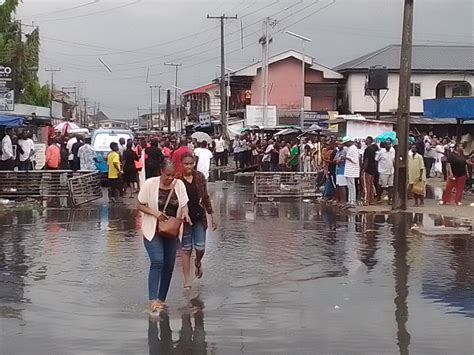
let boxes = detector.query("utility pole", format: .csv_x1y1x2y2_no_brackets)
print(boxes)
207,13,238,137
166,89,171,134
393,0,414,211
164,63,182,132
83,98,88,128
157,85,162,130
149,85,157,130
45,69,61,120
74,81,86,123
260,18,276,126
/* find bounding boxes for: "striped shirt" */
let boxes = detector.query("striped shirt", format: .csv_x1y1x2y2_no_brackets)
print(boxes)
344,145,361,178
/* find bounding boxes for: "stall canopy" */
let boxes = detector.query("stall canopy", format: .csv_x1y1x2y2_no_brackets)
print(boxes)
424,97,474,121
0,115,24,127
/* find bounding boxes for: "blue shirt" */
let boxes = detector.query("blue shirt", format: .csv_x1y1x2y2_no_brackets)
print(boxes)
335,148,346,176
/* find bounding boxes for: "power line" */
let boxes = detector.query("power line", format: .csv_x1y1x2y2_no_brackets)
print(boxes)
20,1,100,20
36,1,279,58
43,0,334,83
32,0,143,23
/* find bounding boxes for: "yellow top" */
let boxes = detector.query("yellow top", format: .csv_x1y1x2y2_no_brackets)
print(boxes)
108,151,121,179
408,152,426,185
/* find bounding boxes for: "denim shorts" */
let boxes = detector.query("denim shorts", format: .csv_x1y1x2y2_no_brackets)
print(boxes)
181,221,206,252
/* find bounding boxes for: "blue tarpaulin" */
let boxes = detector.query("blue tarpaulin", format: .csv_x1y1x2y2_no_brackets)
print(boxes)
0,115,24,127
424,97,474,121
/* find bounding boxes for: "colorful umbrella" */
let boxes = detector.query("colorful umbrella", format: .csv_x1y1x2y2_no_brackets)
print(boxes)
376,131,396,142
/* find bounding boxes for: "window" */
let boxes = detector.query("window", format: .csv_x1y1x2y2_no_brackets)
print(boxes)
410,83,421,97
452,82,471,97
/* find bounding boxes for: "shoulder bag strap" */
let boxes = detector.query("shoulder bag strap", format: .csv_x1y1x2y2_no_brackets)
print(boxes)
161,179,176,213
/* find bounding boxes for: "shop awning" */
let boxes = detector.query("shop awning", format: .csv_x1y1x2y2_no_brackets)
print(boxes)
0,115,24,127
183,83,219,96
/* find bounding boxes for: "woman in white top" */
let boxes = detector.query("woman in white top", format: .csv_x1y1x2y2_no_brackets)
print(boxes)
138,159,191,313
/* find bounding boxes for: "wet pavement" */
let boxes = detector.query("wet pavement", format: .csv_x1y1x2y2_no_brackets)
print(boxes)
1,183,473,354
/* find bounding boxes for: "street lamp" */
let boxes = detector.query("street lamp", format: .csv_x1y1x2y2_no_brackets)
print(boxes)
285,30,312,130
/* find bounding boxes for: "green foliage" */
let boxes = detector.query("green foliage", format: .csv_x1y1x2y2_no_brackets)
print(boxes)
22,80,50,107
0,0,50,106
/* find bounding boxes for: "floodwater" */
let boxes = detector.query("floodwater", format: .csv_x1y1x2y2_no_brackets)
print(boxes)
0,183,473,355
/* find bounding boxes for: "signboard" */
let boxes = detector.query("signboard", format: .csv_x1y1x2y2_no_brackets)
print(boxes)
52,101,63,119
328,110,339,131
245,105,277,126
302,111,330,129
0,65,15,111
198,112,211,127
34,143,46,170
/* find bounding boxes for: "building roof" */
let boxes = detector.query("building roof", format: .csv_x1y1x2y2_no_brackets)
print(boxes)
233,49,343,80
94,111,110,122
182,83,219,96
333,45,474,72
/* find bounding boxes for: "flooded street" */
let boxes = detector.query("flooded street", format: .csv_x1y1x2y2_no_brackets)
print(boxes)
1,183,473,355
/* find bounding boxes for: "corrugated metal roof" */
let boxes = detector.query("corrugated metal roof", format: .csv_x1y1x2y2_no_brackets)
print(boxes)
333,45,474,72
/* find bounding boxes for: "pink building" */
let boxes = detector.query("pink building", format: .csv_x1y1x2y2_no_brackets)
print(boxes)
182,50,343,126
232,50,343,122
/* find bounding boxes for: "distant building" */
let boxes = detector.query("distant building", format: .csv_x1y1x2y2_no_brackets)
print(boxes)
334,45,474,116
182,49,343,126
93,111,130,129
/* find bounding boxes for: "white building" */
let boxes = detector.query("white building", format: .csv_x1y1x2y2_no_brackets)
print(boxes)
334,45,474,115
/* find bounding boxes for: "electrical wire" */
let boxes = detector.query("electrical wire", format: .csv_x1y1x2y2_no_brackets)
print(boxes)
32,0,143,23
20,1,100,20
36,0,280,58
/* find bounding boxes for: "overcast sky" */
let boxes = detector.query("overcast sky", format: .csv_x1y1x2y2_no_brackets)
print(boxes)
15,0,473,119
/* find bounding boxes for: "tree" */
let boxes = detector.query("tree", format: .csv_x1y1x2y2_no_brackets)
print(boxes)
0,0,50,106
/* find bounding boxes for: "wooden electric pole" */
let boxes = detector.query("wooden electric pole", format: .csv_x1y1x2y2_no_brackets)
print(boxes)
164,63,182,131
45,68,61,120
207,13,238,137
392,0,414,211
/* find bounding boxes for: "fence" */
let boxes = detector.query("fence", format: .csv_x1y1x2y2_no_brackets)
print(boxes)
0,170,102,206
254,172,321,198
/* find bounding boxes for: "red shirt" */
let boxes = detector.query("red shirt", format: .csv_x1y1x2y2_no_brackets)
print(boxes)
171,146,192,175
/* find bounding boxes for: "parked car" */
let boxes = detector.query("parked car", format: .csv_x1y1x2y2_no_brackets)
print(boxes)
91,129,134,178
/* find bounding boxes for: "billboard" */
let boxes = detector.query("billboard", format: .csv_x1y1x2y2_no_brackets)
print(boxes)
245,105,277,126
0,65,15,111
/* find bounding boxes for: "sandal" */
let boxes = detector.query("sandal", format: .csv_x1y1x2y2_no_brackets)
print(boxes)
195,261,203,279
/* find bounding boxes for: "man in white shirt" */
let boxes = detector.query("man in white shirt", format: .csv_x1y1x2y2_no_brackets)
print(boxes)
118,137,126,158
262,140,274,172
66,134,78,169
194,141,214,179
375,139,395,203
1,128,14,170
18,131,35,171
214,135,225,166
343,136,360,206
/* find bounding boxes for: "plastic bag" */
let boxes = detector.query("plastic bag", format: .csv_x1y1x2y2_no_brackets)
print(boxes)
412,181,426,196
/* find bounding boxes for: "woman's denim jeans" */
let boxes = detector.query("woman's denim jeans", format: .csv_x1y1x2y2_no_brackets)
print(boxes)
144,235,177,301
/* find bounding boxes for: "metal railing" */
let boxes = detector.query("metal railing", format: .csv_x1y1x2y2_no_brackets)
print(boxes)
0,170,102,206
254,172,321,198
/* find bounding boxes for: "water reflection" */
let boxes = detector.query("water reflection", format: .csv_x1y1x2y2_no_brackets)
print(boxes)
0,184,473,353
148,298,207,355
391,213,411,355
422,237,474,317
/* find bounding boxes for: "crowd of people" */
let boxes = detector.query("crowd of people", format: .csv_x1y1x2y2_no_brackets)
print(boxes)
231,131,473,207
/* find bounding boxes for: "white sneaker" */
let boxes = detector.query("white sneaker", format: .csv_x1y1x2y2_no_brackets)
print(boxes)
439,201,445,205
